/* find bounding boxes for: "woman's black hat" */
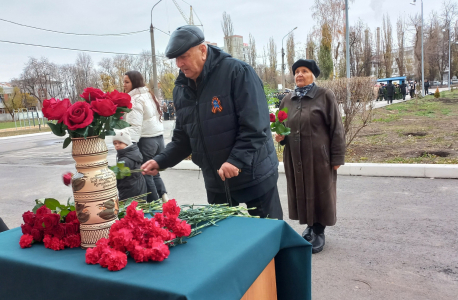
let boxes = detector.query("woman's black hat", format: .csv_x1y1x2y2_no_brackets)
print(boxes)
292,59,321,78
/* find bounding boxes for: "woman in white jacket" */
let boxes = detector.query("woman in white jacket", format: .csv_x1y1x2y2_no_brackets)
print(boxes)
123,71,168,202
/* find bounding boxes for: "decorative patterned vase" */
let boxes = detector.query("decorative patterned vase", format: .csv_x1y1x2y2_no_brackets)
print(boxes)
71,136,119,249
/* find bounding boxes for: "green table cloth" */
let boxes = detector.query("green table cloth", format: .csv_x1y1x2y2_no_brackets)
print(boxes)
0,217,311,300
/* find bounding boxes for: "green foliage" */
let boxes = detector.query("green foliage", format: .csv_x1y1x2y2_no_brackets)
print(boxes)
318,23,333,80
109,162,133,180
32,198,75,221
264,84,278,107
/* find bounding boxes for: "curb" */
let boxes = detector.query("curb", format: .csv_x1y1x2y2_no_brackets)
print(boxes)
171,161,458,179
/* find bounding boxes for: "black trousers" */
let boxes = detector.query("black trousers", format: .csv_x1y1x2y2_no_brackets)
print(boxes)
137,136,167,202
208,185,284,220
387,96,393,104
425,88,429,95
402,92,406,100
0,217,9,232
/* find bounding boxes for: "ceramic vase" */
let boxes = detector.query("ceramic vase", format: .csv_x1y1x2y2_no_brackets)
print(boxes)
71,136,119,249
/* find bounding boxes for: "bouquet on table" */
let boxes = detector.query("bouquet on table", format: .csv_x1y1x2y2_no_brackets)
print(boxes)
269,108,291,136
19,198,81,250
42,87,132,148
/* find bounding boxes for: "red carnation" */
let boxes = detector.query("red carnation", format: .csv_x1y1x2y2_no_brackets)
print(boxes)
91,98,117,117
64,234,81,248
36,206,51,216
22,211,35,225
19,234,34,248
149,241,170,262
106,90,132,109
105,250,128,271
162,200,180,218
63,101,94,131
63,172,73,186
269,113,276,122
51,224,67,239
65,211,78,223
21,223,33,235
42,98,71,123
80,87,105,102
278,111,288,122
43,235,65,251
43,213,61,229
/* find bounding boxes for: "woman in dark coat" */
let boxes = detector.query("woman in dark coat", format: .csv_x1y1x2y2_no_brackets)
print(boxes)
276,59,346,254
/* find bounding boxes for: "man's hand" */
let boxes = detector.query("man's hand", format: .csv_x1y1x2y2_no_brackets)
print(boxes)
141,160,160,176
275,134,285,143
333,165,341,170
218,162,240,181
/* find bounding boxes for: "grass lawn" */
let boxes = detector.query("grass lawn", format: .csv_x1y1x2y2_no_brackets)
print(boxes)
0,127,51,137
346,89,458,164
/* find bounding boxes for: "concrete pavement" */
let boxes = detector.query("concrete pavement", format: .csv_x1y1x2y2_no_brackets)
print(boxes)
0,132,457,299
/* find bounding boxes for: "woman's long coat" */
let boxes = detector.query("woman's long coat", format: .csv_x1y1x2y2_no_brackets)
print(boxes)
280,85,346,226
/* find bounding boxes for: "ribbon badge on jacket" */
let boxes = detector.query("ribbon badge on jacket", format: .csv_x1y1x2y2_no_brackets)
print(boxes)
211,96,223,113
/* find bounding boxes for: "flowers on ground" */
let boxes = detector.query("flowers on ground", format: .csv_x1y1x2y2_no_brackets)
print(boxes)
86,200,191,271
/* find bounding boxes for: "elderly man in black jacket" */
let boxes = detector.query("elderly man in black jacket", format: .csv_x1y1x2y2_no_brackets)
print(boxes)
142,26,283,219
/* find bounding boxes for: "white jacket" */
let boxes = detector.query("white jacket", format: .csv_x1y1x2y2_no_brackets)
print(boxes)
124,87,163,142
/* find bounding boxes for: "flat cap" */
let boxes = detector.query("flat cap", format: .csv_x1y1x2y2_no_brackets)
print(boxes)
165,25,205,59
292,59,321,78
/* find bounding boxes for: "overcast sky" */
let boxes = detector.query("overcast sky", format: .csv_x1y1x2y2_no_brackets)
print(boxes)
0,0,443,82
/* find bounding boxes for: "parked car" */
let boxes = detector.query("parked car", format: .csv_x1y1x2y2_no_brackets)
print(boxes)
443,81,448,85
451,79,458,85
431,81,441,86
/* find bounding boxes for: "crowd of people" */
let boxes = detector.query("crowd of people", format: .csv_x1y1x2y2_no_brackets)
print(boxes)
376,80,419,103
1,26,347,255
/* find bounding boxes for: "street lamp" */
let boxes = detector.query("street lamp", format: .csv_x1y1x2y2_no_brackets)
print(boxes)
150,0,163,98
281,27,297,92
442,27,451,90
410,0,424,96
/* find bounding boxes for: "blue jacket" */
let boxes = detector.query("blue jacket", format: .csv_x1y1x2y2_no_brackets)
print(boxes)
154,45,278,194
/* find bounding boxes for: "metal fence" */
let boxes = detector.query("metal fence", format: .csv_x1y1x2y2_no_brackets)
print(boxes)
12,108,46,130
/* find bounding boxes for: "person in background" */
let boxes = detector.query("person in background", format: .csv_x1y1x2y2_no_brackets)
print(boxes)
410,81,416,98
113,130,147,201
400,80,407,100
385,80,395,104
123,71,168,203
377,83,385,101
275,59,346,254
0,217,8,232
424,79,430,95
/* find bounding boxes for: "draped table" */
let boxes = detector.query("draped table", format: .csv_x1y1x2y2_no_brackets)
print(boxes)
0,217,311,300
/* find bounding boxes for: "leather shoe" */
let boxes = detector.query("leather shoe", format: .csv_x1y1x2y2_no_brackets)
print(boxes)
311,232,325,254
302,227,313,242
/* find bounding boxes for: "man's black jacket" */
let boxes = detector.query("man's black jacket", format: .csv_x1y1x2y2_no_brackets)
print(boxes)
154,45,278,194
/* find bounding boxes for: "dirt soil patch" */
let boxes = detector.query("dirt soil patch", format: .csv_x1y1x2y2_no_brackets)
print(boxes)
345,92,458,164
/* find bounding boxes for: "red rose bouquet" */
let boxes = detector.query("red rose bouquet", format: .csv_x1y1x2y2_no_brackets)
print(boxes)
19,198,81,250
43,87,132,149
86,200,191,271
269,108,291,136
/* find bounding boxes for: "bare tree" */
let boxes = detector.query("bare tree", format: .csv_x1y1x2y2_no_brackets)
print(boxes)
221,12,234,56
267,37,278,88
247,33,257,69
382,14,393,78
286,33,296,84
363,27,373,77
318,77,376,147
396,17,406,76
